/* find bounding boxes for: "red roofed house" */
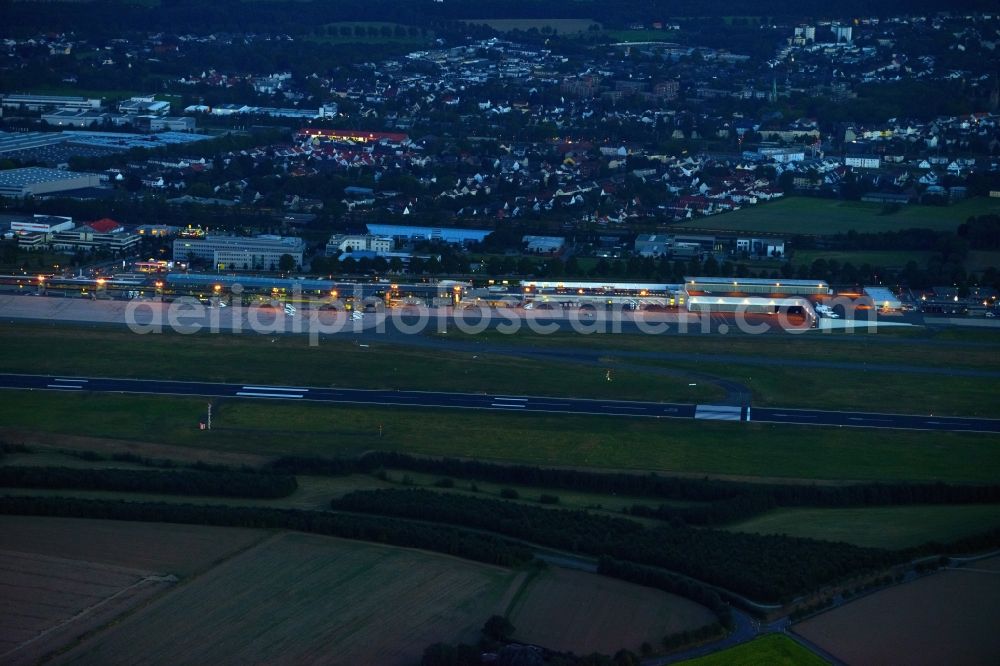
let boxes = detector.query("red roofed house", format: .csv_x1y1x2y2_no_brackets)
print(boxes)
86,218,124,233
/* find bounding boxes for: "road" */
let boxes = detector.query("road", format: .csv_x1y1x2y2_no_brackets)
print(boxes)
2,373,998,433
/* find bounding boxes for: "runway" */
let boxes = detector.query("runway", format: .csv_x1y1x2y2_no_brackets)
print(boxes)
1,373,998,434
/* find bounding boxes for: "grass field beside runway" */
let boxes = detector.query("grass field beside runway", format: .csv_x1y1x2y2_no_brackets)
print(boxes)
652,359,1000,418
726,505,1000,549
436,327,1000,371
2,392,998,483
0,325,722,404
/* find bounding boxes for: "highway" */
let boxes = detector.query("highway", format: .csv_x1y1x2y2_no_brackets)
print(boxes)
2,373,998,433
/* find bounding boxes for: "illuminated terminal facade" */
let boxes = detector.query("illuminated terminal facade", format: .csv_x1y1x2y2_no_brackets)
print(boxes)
683,277,829,313
519,280,678,308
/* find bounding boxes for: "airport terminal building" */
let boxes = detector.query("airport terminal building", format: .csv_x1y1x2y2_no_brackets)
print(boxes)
173,235,306,271
684,277,830,313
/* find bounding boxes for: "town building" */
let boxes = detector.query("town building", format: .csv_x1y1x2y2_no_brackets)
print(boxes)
326,234,394,256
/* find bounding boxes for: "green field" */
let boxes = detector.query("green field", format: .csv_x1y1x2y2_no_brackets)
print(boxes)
678,634,827,665
683,196,1000,234
3,392,999,483
727,505,1000,549
791,250,934,269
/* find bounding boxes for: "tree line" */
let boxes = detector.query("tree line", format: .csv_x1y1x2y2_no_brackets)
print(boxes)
0,465,297,499
597,557,732,630
0,496,532,567
274,452,1000,526
331,488,892,602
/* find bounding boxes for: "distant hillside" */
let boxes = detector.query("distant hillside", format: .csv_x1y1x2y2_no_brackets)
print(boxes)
2,0,997,38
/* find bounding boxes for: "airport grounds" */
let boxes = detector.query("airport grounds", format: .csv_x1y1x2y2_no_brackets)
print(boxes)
2,287,1000,664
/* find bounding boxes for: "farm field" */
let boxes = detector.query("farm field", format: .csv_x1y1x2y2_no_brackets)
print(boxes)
55,531,521,666
0,515,266,666
0,549,171,666
794,557,1000,665
726,505,1000,549
677,634,827,665
2,392,999,483
682,196,1000,234
0,515,267,576
508,567,716,655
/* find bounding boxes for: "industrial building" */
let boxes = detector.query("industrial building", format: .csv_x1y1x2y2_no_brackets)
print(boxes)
9,214,75,234
864,286,902,311
0,167,102,198
173,234,306,270
41,110,112,128
1,93,102,112
366,224,491,246
118,96,171,115
522,235,565,254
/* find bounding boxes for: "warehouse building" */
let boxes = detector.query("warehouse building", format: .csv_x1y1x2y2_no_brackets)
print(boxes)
366,223,491,246
1,93,102,112
0,167,102,198
864,286,902,311
10,214,75,234
41,109,112,128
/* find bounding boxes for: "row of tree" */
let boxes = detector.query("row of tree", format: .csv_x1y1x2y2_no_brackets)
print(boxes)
274,452,1000,525
0,496,533,567
331,488,891,602
0,465,297,499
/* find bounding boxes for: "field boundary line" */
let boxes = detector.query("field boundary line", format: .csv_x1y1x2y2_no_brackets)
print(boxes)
41,529,282,664
0,570,176,661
